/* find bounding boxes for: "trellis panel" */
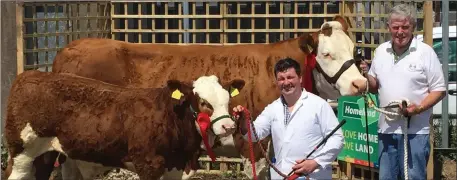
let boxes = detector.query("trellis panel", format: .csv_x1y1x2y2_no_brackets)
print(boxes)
342,1,426,60
110,1,341,45
17,1,433,73
18,1,111,73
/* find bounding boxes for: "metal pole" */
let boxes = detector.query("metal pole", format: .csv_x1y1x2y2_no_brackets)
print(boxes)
183,1,189,43
441,0,449,148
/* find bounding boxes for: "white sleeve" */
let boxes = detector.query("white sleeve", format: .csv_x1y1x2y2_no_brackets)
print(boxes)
368,48,379,78
242,104,274,142
312,101,344,168
425,47,446,92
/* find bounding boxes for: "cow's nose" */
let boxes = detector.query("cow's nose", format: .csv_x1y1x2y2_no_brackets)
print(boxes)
222,124,236,130
222,124,236,134
351,79,367,95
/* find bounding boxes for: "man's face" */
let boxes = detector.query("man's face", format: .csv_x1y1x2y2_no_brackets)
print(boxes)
276,68,302,96
388,15,414,50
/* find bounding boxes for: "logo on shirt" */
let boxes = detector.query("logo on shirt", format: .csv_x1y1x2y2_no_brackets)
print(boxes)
408,63,423,72
409,64,417,70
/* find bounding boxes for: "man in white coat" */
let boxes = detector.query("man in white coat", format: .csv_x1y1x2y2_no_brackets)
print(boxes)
233,58,344,180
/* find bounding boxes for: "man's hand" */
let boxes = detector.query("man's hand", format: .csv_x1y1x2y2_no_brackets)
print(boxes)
291,159,319,175
359,60,370,74
399,102,423,117
232,105,244,119
232,105,247,134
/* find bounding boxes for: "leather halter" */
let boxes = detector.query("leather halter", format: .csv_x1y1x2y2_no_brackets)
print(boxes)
189,104,234,134
314,59,356,85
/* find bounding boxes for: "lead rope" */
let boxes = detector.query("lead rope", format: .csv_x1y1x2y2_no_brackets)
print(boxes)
243,108,257,180
54,152,61,167
363,75,410,180
233,107,290,179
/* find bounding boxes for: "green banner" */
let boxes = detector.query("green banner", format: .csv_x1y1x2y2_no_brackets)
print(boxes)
336,94,380,168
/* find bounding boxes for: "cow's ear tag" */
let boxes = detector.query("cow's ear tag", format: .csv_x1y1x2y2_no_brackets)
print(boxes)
230,87,239,97
171,89,183,100
307,44,313,53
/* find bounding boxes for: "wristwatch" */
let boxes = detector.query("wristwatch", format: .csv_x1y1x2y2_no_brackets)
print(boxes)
416,105,424,114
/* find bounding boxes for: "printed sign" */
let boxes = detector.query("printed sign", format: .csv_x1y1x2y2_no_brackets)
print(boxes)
336,94,380,168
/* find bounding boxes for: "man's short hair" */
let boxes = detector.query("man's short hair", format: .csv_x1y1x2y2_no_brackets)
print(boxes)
388,4,417,27
274,57,301,78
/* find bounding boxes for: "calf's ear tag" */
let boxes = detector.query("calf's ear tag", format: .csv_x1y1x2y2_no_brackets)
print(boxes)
230,87,239,97
171,89,183,100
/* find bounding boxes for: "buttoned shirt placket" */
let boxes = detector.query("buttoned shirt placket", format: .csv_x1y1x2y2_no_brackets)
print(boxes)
282,97,291,126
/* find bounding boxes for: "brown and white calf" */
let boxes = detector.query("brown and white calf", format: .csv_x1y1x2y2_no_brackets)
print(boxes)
3,70,245,180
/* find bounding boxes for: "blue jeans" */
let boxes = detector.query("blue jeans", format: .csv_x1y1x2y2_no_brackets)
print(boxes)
378,133,430,180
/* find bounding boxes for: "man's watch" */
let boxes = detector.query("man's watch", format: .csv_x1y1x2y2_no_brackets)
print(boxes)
416,105,424,114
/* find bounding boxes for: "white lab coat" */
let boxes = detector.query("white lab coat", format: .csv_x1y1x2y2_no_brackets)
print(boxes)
244,89,344,180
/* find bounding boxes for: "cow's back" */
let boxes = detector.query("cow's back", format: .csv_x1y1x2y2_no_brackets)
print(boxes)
53,38,135,86
6,71,128,141
5,71,203,177
5,71,128,163
53,38,306,117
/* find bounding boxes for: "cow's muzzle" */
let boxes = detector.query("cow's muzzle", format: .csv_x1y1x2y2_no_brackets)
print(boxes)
211,115,236,136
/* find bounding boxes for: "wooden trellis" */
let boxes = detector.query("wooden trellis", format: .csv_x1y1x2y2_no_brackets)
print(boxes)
342,1,428,60
16,1,433,73
197,156,243,174
16,1,111,73
110,1,341,44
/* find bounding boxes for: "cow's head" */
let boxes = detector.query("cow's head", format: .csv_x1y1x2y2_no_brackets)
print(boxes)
191,75,246,137
300,16,367,98
167,75,245,148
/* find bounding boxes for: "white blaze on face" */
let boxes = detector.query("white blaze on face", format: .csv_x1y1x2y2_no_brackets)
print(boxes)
316,21,367,96
192,75,236,138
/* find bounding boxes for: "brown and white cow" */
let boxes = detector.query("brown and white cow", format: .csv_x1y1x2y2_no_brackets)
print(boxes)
49,15,366,179
3,70,245,180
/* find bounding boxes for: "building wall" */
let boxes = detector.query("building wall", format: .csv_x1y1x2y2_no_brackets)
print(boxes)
1,1,18,130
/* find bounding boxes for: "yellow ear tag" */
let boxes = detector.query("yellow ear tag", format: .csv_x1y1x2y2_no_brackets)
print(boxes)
230,87,239,97
171,89,183,100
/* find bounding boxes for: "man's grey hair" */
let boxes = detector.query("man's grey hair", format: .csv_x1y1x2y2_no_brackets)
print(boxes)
388,4,417,27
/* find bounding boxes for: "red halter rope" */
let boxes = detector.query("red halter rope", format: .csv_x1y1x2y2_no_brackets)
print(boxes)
302,53,317,93
196,112,216,162
232,108,257,180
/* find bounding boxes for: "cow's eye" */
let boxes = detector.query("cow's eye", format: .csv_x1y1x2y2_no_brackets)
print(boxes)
200,100,214,111
200,100,211,108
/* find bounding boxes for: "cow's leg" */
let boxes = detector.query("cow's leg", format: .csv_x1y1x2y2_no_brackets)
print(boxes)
8,123,59,179
61,158,84,180
33,151,60,180
181,169,196,180
160,169,196,180
8,154,34,179
74,160,114,179
4,155,14,178
134,156,166,180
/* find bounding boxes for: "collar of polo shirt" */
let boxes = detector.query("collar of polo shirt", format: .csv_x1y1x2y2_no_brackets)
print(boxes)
387,36,418,63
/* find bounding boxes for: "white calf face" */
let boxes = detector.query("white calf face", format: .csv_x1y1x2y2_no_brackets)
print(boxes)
192,75,236,138
315,21,367,96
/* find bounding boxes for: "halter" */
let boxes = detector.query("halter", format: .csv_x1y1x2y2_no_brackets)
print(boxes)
314,59,356,85
188,104,235,134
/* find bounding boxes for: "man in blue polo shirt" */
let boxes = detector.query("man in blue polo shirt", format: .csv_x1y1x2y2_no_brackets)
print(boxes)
363,4,446,180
